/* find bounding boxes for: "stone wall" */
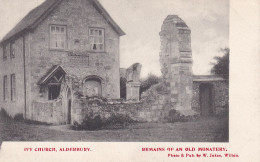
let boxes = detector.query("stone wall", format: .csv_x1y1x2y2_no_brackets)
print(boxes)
192,80,229,115
0,36,27,117
32,99,64,124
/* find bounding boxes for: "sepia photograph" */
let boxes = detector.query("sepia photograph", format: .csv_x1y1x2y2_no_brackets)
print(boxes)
0,0,229,145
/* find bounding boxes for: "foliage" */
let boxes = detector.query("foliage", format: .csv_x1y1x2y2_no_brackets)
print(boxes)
0,108,12,122
104,114,136,129
140,73,161,96
120,77,127,99
71,113,136,131
14,114,24,122
211,48,229,79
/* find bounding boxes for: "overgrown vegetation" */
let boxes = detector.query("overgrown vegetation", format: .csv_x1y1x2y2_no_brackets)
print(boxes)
0,108,12,122
72,113,137,131
140,74,161,96
120,77,127,99
211,48,229,79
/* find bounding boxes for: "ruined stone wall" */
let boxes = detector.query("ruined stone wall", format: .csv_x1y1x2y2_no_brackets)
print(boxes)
0,36,27,117
28,0,121,119
159,15,195,116
192,81,229,115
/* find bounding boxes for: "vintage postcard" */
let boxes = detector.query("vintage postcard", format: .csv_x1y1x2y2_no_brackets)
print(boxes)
0,0,259,161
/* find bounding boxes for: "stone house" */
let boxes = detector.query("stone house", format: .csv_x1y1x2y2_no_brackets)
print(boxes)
0,1,228,125
0,0,125,124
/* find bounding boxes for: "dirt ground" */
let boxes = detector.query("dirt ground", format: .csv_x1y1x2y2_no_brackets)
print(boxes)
0,115,228,145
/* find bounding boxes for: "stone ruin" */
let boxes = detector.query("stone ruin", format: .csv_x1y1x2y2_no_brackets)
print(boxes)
159,15,196,116
120,63,142,101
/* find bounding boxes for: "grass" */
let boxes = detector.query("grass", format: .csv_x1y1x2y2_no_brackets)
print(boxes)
0,113,228,145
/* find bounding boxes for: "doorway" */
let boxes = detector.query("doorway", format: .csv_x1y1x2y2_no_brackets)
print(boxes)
199,83,213,116
67,88,72,124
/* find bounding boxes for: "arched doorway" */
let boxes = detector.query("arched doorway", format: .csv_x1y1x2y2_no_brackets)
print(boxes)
199,83,213,116
67,88,72,124
83,77,102,97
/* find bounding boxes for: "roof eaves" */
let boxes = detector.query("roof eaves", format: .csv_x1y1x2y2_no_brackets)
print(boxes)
90,0,126,36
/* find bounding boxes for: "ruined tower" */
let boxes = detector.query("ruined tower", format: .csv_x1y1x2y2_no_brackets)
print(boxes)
160,15,196,116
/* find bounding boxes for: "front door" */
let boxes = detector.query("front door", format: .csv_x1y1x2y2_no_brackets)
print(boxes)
200,84,213,116
67,89,72,124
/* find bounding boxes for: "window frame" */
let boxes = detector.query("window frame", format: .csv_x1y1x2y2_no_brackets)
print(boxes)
49,24,67,50
3,75,7,101
89,28,105,52
10,74,16,101
10,41,15,59
3,44,7,61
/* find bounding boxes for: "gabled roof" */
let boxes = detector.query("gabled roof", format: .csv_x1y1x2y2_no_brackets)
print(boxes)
38,65,66,85
1,0,125,44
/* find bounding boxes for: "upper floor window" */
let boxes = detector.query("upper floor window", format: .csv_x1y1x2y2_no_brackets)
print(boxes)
3,45,7,60
3,75,7,101
89,28,104,51
50,25,67,50
10,74,16,101
10,41,15,58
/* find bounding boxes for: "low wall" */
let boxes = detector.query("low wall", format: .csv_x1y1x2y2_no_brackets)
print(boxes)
72,97,170,124
32,99,64,124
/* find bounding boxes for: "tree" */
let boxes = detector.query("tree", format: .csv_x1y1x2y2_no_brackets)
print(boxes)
140,73,161,95
211,48,229,79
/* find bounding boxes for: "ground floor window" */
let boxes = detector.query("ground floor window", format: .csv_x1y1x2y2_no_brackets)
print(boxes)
3,75,7,101
10,74,16,101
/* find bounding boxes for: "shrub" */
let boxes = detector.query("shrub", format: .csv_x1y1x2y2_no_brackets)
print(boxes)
104,114,136,129
71,114,103,131
140,74,161,96
14,114,24,122
0,108,12,122
71,113,137,131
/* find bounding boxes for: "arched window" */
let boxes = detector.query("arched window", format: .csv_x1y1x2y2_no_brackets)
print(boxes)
83,77,102,97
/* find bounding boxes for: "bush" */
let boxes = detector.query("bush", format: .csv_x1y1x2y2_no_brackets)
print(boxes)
0,108,12,122
71,114,103,131
14,114,24,122
104,114,136,129
120,77,127,99
71,113,137,131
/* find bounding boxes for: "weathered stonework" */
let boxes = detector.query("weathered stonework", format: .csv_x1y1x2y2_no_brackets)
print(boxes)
159,15,196,116
126,63,142,101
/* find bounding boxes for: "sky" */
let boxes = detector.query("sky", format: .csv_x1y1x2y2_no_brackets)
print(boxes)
0,0,229,78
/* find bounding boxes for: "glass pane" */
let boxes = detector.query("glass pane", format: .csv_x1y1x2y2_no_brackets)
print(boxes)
99,37,103,43
94,37,98,43
89,36,94,43
93,44,97,50
51,26,55,33
95,30,98,36
61,27,65,33
56,27,60,33
99,30,102,36
90,29,94,35
99,44,103,50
